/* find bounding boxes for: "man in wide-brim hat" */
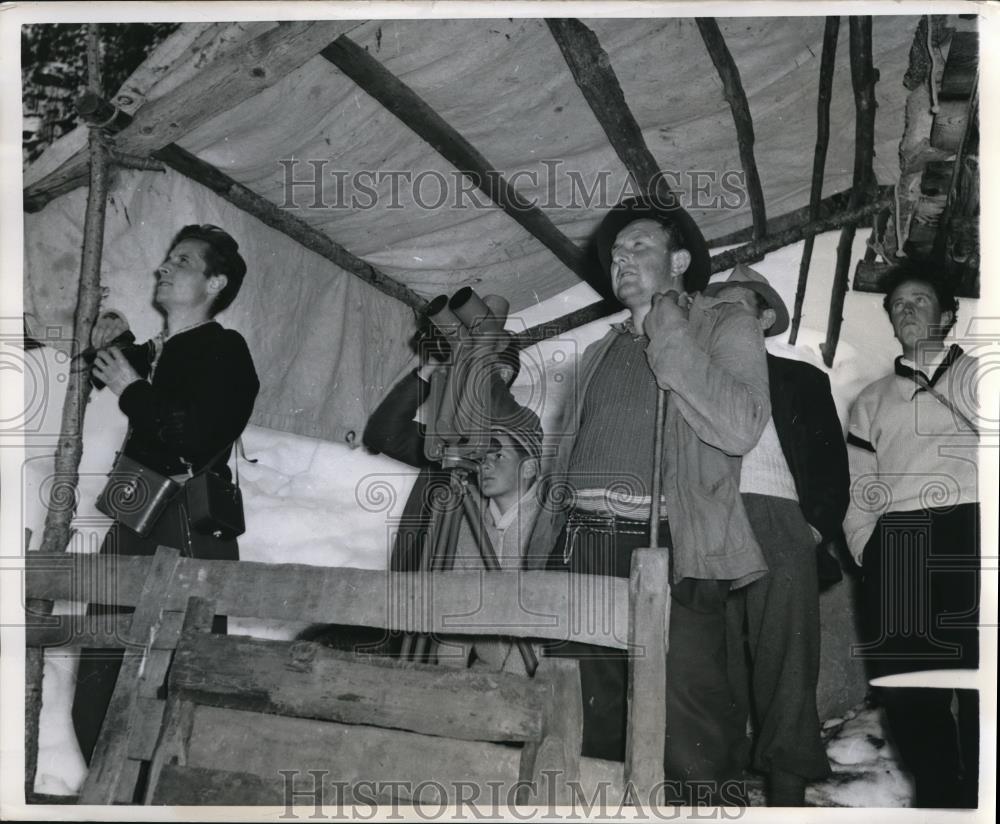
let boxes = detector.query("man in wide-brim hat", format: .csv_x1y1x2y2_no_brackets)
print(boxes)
706,264,850,806
529,199,772,803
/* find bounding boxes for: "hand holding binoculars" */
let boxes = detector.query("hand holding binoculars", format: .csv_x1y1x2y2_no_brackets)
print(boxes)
422,288,513,463
424,287,512,355
73,329,153,391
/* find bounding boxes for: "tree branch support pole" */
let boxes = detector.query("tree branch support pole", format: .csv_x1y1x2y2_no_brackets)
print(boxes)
790,17,839,344
26,23,111,799
696,18,767,241
822,17,877,367
516,195,890,347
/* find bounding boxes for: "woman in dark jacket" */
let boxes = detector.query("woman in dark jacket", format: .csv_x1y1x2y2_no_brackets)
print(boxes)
72,224,259,766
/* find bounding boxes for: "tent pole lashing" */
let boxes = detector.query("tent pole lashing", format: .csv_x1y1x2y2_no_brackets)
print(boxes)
696,18,767,242
26,23,112,800
790,16,840,345
821,16,877,368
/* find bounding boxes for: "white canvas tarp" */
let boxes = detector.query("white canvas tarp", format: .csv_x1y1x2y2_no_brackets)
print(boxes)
24,16,918,443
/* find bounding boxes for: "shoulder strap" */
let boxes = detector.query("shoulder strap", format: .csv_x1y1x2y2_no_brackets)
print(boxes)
911,372,980,437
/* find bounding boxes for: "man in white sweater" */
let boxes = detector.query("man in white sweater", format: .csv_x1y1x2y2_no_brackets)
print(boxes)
845,260,979,808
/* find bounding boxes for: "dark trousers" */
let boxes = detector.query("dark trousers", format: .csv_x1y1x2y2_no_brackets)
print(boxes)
725,494,830,782
546,510,736,789
860,504,980,808
72,497,236,767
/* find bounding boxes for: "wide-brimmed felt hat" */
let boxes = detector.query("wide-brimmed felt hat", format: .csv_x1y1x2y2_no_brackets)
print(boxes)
703,264,789,337
592,197,712,295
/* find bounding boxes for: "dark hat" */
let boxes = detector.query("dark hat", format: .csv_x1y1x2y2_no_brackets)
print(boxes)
703,264,789,337
490,414,543,461
593,197,712,294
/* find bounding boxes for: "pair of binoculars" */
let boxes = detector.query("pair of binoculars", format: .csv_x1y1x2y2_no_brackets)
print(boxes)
76,330,153,390
426,287,509,343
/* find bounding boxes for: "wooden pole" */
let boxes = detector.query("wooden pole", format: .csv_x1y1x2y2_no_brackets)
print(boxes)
71,91,428,313
26,24,111,800
153,145,428,311
705,186,895,249
545,19,677,208
821,17,877,367
790,17,840,345
513,195,890,347
696,18,767,241
546,19,711,287
24,22,361,213
321,36,589,282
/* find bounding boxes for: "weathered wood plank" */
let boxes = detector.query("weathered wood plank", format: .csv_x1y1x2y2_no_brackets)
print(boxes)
185,705,522,802
23,22,227,191
578,756,625,805
26,609,185,651
115,22,361,157
321,36,589,281
24,22,340,211
624,549,669,798
126,698,166,760
78,547,182,805
27,555,631,648
151,763,290,806
143,597,216,804
696,18,766,241
530,657,583,804
169,633,547,743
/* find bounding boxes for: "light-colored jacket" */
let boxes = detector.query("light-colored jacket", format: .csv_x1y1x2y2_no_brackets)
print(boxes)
527,293,771,587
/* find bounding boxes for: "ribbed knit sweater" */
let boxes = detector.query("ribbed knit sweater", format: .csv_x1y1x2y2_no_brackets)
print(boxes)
566,329,659,499
739,416,798,501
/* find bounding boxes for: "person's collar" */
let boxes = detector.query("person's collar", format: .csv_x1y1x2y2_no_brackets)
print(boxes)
164,318,216,341
489,485,538,530
611,316,644,337
610,289,744,336
895,344,963,390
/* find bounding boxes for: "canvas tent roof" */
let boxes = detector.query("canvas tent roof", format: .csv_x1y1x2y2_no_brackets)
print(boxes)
24,16,917,443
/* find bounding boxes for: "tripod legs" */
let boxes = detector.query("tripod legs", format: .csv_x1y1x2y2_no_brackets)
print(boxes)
400,469,537,676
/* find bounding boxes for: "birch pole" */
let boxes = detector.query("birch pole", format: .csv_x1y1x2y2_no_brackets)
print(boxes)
26,24,111,798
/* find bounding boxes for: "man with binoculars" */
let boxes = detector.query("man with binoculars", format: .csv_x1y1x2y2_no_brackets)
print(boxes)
531,199,770,803
363,288,545,668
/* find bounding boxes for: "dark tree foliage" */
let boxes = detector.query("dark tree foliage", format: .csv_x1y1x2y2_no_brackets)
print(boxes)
22,22,180,164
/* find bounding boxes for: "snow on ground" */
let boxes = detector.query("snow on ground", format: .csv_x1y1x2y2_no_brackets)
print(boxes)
810,703,914,808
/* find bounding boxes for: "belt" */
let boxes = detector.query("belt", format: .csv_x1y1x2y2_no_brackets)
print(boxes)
562,508,668,565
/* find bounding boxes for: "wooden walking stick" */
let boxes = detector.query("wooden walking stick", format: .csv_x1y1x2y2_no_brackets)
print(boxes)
649,388,666,546
623,383,672,794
